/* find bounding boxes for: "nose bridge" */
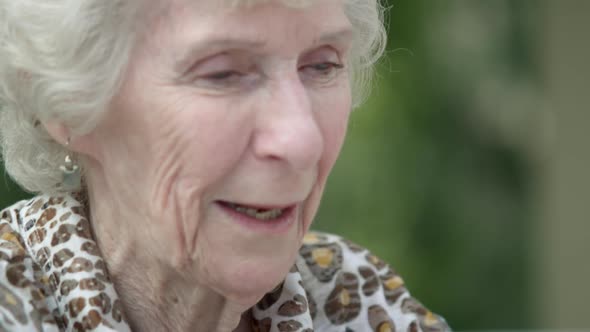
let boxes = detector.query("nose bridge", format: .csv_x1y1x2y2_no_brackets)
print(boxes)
254,75,323,170
277,75,312,120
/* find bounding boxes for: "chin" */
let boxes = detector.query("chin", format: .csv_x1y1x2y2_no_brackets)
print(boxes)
224,258,297,306
197,232,302,307
187,197,311,306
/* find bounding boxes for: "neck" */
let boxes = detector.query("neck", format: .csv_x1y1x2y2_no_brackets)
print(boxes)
110,262,249,331
84,175,252,332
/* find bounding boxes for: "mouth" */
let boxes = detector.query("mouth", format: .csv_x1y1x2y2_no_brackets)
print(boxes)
221,201,290,220
216,200,298,233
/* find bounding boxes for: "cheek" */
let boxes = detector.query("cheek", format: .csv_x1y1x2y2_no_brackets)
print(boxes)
156,96,253,180
315,89,351,178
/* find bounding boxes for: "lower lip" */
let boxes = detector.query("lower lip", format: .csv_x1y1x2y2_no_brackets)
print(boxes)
216,202,298,234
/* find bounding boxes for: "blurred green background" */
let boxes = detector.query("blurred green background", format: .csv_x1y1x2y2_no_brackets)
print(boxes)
1,0,588,330
314,0,589,330
317,0,538,329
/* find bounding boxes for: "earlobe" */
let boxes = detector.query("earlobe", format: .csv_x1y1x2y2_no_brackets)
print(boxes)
42,120,97,159
42,121,70,146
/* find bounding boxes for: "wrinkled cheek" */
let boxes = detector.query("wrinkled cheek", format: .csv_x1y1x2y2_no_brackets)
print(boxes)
150,151,246,265
173,179,205,257
319,106,351,179
313,81,352,179
301,104,351,233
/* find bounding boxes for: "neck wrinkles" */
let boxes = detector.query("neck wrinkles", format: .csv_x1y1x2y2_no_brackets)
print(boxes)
84,172,250,332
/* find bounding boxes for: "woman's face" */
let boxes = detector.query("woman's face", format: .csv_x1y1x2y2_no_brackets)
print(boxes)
87,0,352,304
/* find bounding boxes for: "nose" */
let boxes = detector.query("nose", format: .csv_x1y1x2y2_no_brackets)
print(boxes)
252,76,323,171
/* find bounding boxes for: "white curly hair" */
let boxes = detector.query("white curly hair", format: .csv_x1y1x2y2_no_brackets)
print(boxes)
0,0,387,194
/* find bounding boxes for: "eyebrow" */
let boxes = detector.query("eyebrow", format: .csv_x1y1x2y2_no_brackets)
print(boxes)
174,37,265,74
312,27,354,47
174,27,354,73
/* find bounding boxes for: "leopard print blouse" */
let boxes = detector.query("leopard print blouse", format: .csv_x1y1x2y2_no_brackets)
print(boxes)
0,194,450,331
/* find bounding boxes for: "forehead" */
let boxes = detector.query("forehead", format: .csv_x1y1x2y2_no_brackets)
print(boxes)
147,0,351,55
155,0,348,32
157,0,339,21
223,0,315,7
175,0,317,10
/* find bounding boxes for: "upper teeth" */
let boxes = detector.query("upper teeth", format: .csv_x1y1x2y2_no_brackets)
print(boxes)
228,203,285,221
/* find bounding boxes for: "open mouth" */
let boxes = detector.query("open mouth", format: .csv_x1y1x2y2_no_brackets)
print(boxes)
217,201,294,222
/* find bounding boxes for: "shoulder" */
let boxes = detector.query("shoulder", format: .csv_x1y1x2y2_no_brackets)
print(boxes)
1,194,78,229
0,197,31,262
0,196,36,259
1,194,83,252
296,231,451,332
0,197,29,227
0,196,62,331
0,194,126,331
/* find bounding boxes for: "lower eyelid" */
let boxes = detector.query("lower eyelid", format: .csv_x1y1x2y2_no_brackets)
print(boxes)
299,68,345,86
194,72,262,90
303,63,344,74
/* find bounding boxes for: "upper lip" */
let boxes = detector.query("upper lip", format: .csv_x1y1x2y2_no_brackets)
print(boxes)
216,200,298,210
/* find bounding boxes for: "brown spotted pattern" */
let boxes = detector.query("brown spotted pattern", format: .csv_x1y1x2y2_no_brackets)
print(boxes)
368,304,395,332
252,317,272,332
257,282,285,311
277,294,308,317
253,232,450,331
381,268,407,305
359,265,380,296
402,297,450,332
324,272,361,324
0,195,131,331
277,319,303,332
1,195,450,331
299,241,343,283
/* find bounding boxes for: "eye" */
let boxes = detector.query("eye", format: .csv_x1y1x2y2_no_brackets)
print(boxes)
202,70,244,82
197,70,261,92
306,62,344,74
186,53,261,91
193,69,254,91
299,62,345,84
298,46,347,85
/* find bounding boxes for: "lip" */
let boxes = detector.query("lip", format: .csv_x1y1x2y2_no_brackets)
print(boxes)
215,200,299,234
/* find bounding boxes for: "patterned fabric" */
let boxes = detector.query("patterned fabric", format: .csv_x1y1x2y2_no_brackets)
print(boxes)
0,194,450,331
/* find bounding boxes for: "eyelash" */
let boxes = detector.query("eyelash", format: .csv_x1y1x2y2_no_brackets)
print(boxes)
197,61,346,89
304,62,345,73
205,71,240,81
300,62,345,82
199,70,255,89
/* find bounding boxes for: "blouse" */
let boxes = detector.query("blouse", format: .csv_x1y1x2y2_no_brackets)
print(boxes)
0,194,450,331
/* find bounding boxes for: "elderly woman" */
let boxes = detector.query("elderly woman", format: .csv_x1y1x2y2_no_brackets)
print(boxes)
0,0,450,331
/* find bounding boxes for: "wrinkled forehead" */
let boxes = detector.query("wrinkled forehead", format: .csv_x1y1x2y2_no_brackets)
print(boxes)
144,0,334,28
142,0,350,46
158,0,319,11
224,0,315,8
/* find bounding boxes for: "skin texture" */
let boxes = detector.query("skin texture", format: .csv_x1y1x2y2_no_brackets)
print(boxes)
49,0,353,331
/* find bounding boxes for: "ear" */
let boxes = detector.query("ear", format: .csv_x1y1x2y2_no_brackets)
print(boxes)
43,120,70,146
42,121,97,158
